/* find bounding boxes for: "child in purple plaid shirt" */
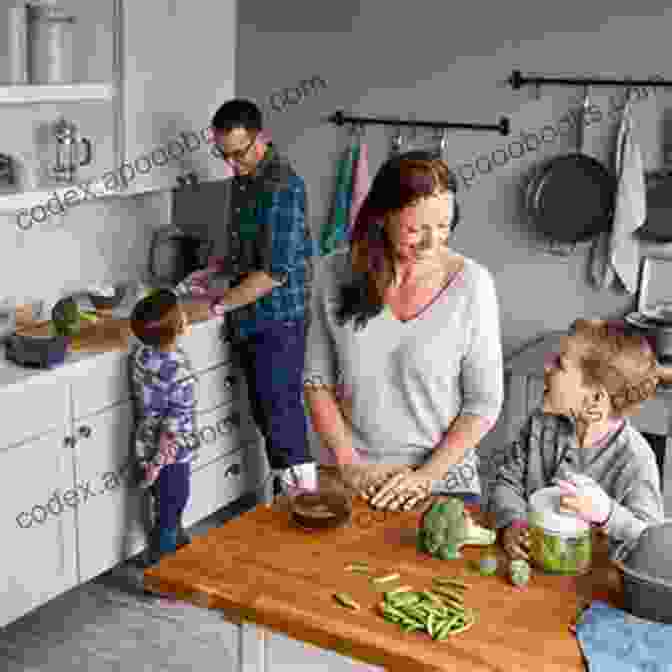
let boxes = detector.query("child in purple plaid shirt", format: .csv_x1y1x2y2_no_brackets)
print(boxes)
130,289,198,566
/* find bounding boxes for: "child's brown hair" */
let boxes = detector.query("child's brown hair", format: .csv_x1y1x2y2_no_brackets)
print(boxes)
570,319,672,417
130,289,183,349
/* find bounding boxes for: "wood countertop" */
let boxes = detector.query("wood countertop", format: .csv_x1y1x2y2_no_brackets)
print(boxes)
144,479,624,672
13,299,214,353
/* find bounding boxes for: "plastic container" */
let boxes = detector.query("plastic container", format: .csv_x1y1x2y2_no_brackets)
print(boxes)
528,486,592,575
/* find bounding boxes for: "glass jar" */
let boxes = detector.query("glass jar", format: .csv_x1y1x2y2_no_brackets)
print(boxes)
528,486,592,575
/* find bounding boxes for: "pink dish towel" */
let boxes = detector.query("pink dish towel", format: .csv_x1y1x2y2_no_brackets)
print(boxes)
348,142,370,236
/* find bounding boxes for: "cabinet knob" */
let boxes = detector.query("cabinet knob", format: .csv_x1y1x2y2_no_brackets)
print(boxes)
78,425,92,438
216,411,241,435
64,436,76,448
224,462,241,478
224,375,236,389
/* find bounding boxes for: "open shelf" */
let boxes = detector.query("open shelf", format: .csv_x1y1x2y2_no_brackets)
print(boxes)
0,83,115,105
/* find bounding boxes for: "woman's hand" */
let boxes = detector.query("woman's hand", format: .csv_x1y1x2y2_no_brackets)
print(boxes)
501,523,531,561
339,464,409,499
368,468,434,511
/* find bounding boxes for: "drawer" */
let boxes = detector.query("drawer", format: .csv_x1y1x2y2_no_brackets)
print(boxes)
182,319,232,373
0,376,68,447
183,445,265,528
191,400,255,469
197,362,240,413
71,352,130,419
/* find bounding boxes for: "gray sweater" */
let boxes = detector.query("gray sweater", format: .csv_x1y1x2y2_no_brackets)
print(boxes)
491,407,665,562
305,249,504,495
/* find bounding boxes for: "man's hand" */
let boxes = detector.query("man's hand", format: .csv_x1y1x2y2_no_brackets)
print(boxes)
368,468,434,511
339,464,409,499
501,523,531,561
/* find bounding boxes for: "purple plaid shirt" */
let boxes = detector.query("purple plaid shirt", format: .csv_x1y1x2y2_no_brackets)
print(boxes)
130,344,198,469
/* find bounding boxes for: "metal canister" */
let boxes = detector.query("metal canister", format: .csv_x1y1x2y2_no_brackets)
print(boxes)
27,3,76,84
7,3,29,84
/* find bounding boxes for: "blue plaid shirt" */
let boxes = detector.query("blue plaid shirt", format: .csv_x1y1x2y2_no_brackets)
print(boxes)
227,144,318,341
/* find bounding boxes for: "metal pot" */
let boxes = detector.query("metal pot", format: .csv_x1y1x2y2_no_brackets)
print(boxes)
620,521,672,624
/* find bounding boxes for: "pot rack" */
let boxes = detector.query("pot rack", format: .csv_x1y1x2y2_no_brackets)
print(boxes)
508,69,672,90
328,110,511,135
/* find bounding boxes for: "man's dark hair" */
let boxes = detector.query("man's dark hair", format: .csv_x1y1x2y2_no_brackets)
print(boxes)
211,99,263,132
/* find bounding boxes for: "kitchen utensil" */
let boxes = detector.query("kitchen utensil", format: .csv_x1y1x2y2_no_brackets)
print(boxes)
289,491,352,531
620,520,672,624
624,311,657,329
640,303,672,324
87,285,126,311
525,90,616,245
0,154,15,188
5,332,68,368
27,3,76,84
149,227,214,286
52,117,92,184
528,486,592,575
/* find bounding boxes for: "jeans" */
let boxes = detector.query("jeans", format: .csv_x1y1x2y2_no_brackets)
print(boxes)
236,319,312,471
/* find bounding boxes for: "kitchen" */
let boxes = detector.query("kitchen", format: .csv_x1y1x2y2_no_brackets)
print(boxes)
2,0,672,670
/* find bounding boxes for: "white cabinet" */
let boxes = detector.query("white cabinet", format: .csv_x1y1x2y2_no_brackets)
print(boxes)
120,0,237,193
1,429,78,628
72,400,147,584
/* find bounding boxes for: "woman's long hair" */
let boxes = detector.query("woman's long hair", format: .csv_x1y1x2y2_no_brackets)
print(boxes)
336,151,460,330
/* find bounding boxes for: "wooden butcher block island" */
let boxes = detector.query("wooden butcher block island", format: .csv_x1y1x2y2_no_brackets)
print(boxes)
144,485,624,672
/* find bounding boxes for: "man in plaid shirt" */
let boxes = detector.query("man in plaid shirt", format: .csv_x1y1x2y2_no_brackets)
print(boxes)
200,99,319,496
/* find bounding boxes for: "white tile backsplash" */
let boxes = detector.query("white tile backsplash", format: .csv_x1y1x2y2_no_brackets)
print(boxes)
0,189,170,313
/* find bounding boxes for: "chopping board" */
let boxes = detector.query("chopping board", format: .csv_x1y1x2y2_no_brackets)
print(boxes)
144,482,623,672
15,315,131,352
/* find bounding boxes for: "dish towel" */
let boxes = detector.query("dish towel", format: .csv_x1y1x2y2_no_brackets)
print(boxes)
320,143,357,256
347,141,371,239
575,601,672,671
591,96,647,292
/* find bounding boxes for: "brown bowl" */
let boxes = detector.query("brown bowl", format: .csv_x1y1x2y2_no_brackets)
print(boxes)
289,491,352,531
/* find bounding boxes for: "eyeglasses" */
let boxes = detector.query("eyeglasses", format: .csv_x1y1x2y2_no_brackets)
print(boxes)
211,132,257,162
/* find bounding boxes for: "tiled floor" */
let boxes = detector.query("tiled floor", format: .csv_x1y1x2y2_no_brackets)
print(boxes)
0,492,260,672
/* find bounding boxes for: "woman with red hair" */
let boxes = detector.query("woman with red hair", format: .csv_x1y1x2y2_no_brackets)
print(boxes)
304,151,504,513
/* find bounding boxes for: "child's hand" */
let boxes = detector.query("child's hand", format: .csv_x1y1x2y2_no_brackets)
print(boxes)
556,473,613,526
502,523,531,561
159,432,178,463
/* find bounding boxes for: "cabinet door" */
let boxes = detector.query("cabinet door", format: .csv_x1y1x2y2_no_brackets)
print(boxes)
121,0,236,193
1,431,77,628
73,401,147,583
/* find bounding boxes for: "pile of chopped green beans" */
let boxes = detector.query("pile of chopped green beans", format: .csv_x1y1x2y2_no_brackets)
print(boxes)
379,577,475,640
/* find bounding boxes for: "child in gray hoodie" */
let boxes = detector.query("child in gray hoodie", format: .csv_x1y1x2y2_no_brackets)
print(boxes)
491,318,670,564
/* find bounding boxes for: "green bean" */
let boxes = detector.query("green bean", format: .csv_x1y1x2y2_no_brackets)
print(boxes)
435,620,453,640
333,593,361,611
386,585,414,595
432,585,465,600
390,593,421,608
371,572,401,584
345,561,370,570
433,576,469,589
427,613,437,638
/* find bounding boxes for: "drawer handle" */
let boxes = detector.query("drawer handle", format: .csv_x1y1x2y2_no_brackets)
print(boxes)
78,425,92,439
224,462,241,478
216,412,241,435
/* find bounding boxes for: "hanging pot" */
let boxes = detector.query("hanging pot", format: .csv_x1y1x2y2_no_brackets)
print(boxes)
526,90,617,245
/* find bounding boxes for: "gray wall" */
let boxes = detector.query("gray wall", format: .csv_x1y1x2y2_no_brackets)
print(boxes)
236,0,672,360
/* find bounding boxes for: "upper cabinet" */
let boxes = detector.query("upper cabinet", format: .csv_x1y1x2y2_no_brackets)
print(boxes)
120,0,237,193
0,0,236,215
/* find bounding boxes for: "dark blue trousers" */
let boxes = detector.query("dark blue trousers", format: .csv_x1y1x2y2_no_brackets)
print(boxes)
151,462,190,551
236,319,312,471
